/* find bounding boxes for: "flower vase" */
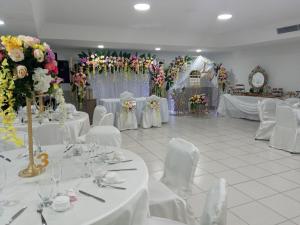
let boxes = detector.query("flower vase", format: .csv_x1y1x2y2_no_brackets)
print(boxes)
18,97,45,178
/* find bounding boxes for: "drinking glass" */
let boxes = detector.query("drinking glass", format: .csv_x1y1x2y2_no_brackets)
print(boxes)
50,161,63,196
37,177,54,207
81,147,94,178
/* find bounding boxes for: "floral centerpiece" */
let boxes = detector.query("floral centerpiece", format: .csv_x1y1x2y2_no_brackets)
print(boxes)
189,94,208,111
0,35,65,177
149,62,165,97
218,66,228,92
122,100,136,112
71,68,87,108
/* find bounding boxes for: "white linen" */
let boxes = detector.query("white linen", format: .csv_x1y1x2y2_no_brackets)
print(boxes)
200,179,227,225
0,131,27,152
99,113,114,126
0,146,149,225
270,105,300,153
255,99,280,140
84,126,122,147
14,111,90,145
285,98,300,106
218,94,274,121
93,105,107,126
65,103,77,114
145,217,186,225
116,97,138,131
99,97,169,124
142,95,162,129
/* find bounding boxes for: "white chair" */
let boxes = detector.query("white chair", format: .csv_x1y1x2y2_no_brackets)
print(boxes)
149,138,200,225
142,95,162,129
146,179,228,225
116,97,138,131
0,131,28,151
255,99,278,140
285,98,300,106
93,105,107,126
34,124,71,146
84,126,121,147
270,105,300,153
65,103,77,114
99,113,114,126
120,91,134,99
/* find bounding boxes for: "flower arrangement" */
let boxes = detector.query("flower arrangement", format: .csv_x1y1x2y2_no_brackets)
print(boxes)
218,66,228,92
149,63,165,97
189,94,208,111
122,100,136,112
0,35,65,145
148,100,160,111
71,68,88,108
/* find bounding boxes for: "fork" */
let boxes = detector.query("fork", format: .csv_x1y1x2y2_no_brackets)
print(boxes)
37,204,47,225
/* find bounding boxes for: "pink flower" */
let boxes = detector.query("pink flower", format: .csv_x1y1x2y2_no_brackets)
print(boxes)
45,60,58,75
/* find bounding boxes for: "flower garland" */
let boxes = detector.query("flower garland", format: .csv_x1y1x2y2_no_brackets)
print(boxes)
217,66,228,92
189,94,208,110
71,69,88,108
0,35,65,145
149,63,165,97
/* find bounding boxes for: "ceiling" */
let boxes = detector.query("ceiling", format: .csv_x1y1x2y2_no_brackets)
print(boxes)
1,0,300,52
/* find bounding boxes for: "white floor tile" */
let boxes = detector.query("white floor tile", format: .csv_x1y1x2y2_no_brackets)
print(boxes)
257,175,298,192
215,170,250,185
236,165,271,179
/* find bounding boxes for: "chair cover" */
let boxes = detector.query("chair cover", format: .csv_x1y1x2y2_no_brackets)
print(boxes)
65,103,77,114
99,113,114,126
270,105,300,153
120,91,134,99
34,124,71,146
0,131,27,151
285,98,300,106
116,97,138,131
255,99,278,140
145,217,186,225
161,138,200,196
142,95,162,129
85,126,121,147
93,105,107,126
200,179,227,225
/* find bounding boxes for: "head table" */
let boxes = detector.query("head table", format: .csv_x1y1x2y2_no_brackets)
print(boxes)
99,97,169,124
0,145,149,225
14,112,90,145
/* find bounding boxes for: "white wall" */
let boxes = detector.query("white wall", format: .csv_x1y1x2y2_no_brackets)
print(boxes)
209,40,300,92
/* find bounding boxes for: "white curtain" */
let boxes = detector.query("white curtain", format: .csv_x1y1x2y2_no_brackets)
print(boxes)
89,73,150,100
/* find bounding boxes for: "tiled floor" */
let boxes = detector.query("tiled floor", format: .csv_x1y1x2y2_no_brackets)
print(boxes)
121,115,300,225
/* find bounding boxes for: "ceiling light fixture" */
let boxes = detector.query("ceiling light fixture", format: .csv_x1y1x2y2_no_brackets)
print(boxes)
0,19,5,25
217,14,233,20
134,3,150,11
98,45,104,49
196,49,202,53
155,47,161,51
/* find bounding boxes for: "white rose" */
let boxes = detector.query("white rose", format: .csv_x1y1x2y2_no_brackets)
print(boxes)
33,68,52,93
18,35,40,48
8,48,24,62
16,65,28,79
33,49,44,62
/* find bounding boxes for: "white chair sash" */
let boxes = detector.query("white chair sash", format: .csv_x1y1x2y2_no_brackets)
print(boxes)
142,95,162,129
117,97,138,131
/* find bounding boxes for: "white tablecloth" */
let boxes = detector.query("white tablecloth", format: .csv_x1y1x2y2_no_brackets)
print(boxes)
99,97,169,124
217,94,272,121
0,145,149,225
14,112,90,145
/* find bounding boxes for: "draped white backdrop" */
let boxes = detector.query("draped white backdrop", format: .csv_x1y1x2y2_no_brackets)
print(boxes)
88,73,150,101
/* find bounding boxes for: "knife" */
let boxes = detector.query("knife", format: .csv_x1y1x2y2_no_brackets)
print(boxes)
0,155,11,162
107,168,137,172
79,190,105,203
107,160,133,165
6,207,27,225
63,144,73,153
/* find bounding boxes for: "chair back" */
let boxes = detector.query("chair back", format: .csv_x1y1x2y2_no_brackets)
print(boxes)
161,138,199,195
258,99,279,121
285,98,300,106
99,113,114,126
93,105,107,126
146,95,161,111
120,91,134,99
65,103,76,114
276,105,297,130
201,179,227,225
34,124,71,145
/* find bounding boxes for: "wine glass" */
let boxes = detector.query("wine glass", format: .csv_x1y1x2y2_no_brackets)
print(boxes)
0,161,6,216
37,177,54,207
50,161,62,196
81,146,94,178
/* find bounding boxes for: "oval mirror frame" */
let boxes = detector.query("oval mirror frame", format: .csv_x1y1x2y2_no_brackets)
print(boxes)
248,66,268,90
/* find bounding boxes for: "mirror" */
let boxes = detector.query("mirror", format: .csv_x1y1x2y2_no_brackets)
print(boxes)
248,66,268,90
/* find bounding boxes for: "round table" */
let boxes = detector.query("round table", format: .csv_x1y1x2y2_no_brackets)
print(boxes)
14,112,90,145
0,145,149,225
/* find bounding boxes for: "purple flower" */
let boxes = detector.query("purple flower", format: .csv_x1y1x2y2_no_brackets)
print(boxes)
80,57,88,64
45,49,56,62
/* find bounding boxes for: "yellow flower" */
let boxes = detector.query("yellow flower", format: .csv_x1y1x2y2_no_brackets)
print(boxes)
1,35,23,52
33,44,46,52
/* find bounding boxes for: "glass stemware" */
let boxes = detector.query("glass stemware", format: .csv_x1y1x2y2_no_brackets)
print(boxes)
37,177,54,207
50,161,62,196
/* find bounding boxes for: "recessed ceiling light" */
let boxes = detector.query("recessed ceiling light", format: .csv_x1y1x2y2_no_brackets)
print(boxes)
98,45,104,49
134,3,150,11
196,49,202,53
217,14,233,20
155,47,161,51
0,20,5,25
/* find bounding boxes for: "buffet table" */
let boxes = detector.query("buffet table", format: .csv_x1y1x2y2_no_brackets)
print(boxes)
0,145,149,225
99,97,169,124
14,112,90,145
217,94,271,121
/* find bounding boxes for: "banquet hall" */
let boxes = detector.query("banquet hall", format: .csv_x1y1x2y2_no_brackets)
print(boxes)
1,0,300,225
